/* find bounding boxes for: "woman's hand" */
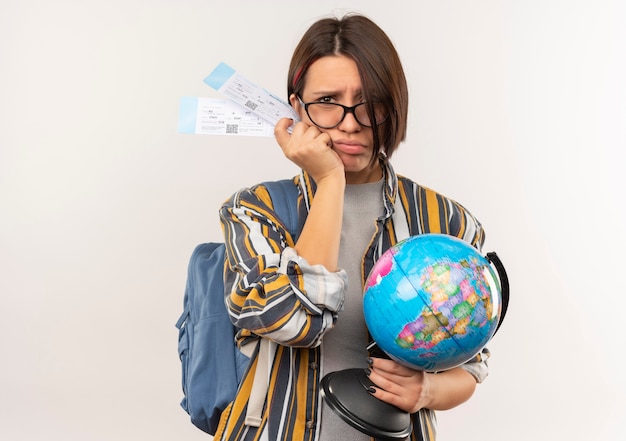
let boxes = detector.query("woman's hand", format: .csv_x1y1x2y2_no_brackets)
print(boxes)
366,357,431,414
274,118,344,184
274,117,345,270
366,357,477,413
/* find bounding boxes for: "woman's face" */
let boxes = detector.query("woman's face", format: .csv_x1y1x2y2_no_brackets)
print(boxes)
291,55,382,184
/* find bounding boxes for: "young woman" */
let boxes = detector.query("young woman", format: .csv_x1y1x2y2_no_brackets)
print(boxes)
218,13,489,441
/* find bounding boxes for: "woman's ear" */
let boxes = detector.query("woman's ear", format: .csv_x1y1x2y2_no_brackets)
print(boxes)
289,94,300,110
290,94,306,121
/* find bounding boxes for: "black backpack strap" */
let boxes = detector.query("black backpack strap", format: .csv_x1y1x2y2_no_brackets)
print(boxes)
263,179,300,240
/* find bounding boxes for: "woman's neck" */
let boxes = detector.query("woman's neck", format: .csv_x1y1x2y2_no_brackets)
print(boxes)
345,162,383,185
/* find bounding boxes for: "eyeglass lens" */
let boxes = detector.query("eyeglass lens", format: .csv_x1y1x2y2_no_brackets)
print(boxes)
305,102,384,128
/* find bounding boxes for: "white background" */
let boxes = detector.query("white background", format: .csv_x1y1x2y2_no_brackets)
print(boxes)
1,1,624,440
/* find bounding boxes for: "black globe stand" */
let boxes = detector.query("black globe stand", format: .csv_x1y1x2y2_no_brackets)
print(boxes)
320,343,412,440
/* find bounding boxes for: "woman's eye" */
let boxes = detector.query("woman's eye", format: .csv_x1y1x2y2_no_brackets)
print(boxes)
318,96,334,103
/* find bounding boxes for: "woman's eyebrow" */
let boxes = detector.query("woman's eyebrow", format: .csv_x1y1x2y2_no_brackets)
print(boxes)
307,89,364,99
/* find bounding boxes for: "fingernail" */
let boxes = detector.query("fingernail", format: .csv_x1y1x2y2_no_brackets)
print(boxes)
366,358,373,366
367,387,376,394
364,368,371,376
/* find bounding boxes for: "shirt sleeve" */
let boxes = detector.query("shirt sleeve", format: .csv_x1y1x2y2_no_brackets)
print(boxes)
220,185,347,348
279,247,346,313
447,197,486,252
458,347,490,383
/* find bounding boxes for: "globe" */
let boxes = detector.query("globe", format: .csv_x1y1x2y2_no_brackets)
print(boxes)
363,234,504,372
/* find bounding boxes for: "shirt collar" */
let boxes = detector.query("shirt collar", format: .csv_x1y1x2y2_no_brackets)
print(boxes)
295,158,398,218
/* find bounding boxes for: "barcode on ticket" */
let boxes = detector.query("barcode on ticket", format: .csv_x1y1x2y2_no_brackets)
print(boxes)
244,100,258,111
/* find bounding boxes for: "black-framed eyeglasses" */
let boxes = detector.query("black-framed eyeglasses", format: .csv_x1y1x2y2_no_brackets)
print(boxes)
297,96,387,129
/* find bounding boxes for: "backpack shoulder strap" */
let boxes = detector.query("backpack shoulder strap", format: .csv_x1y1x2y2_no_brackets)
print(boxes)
262,179,300,239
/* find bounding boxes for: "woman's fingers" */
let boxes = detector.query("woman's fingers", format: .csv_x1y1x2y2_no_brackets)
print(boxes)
274,117,295,148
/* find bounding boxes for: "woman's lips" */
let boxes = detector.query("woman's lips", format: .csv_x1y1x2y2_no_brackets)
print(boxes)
332,140,367,155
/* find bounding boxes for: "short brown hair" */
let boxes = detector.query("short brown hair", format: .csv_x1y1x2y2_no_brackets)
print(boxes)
288,14,408,160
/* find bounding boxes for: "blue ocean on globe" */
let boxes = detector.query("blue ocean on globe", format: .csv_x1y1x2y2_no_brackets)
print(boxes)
363,234,502,372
